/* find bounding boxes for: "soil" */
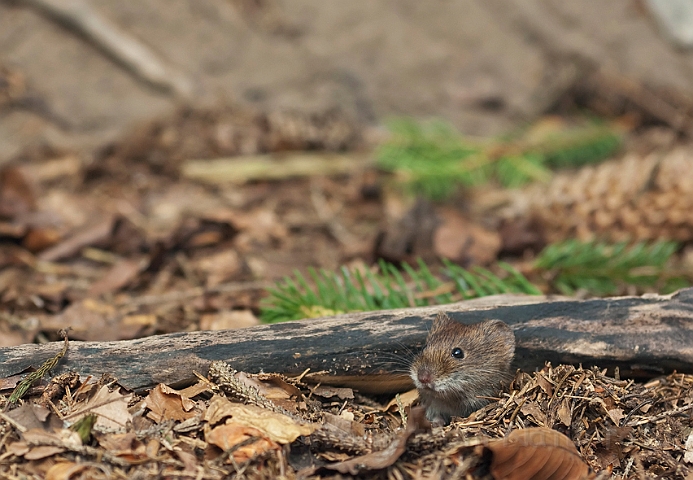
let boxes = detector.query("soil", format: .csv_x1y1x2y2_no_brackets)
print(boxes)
2,0,693,162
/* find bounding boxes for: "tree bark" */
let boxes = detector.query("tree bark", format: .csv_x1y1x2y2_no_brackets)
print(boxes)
1,289,693,393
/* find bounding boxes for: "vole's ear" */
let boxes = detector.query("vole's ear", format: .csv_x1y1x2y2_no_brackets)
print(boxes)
482,319,515,353
431,312,453,331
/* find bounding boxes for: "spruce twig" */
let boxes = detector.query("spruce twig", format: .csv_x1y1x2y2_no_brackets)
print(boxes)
260,241,690,323
260,261,539,323
376,118,622,200
8,329,70,405
533,240,683,296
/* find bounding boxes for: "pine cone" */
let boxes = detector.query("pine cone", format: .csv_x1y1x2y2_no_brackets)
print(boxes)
510,147,693,243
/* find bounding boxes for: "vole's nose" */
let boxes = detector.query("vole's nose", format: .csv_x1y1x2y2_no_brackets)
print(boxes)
417,368,434,386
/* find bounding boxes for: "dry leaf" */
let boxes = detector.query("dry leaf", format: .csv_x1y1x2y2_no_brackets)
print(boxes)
5,403,58,431
45,461,90,480
312,385,354,400
0,372,24,391
194,249,241,287
25,445,66,460
22,227,61,252
20,428,82,460
38,216,115,262
557,398,572,427
520,402,547,426
606,408,624,426
323,412,366,437
122,314,157,327
684,431,693,463
204,395,316,444
433,207,501,265
485,427,590,480
0,166,36,219
5,441,30,456
144,383,201,423
231,372,300,412
536,373,554,396
255,374,304,398
41,299,141,341
199,310,259,330
384,389,419,412
88,258,143,296
178,381,212,399
96,432,148,461
206,423,280,463
68,384,132,430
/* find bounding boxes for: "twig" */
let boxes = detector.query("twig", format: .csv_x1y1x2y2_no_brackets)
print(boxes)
17,0,195,99
182,152,371,184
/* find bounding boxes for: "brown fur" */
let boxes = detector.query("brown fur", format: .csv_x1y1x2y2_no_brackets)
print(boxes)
410,312,515,425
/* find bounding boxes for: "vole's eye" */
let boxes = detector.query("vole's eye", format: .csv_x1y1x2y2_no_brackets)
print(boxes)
451,347,465,359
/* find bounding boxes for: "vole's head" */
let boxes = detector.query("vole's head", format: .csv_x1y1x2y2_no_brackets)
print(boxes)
410,312,515,396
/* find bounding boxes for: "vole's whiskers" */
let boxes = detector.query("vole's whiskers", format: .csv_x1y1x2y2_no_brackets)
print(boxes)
377,349,417,375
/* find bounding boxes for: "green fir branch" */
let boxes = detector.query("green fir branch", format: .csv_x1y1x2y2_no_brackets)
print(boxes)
260,240,690,323
533,239,683,296
376,118,622,200
260,259,540,323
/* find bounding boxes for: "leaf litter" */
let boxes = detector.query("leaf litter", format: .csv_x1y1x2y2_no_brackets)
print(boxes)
2,89,693,479
0,355,691,479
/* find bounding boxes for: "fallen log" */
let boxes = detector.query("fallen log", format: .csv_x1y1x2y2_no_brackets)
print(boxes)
1,289,693,393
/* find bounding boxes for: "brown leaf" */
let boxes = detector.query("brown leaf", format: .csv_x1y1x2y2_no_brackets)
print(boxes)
40,299,142,341
0,166,36,219
323,412,366,437
199,310,259,331
520,401,547,426
312,385,354,400
536,373,554,396
384,389,419,413
144,383,201,423
88,258,143,297
485,427,590,480
557,398,572,427
606,408,624,426
67,384,132,430
20,428,82,460
255,374,304,399
96,432,147,461
22,227,61,253
376,199,438,263
24,445,65,460
204,395,316,444
433,207,501,265
193,249,241,288
45,461,90,480
206,423,280,463
0,322,35,347
0,372,24,391
38,216,115,262
178,381,213,399
5,441,30,457
5,403,61,432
